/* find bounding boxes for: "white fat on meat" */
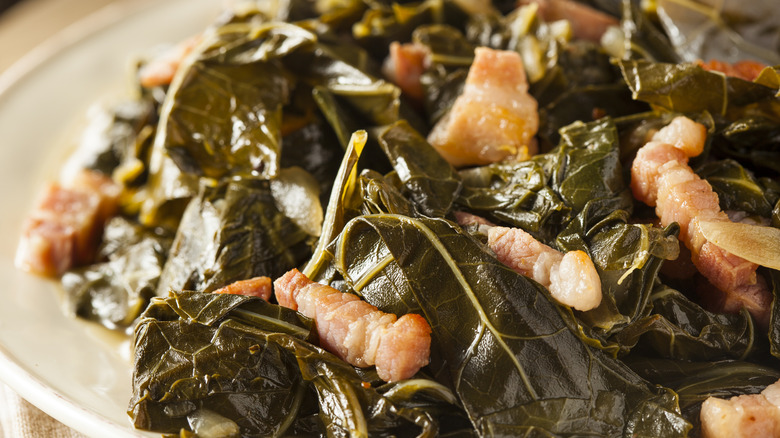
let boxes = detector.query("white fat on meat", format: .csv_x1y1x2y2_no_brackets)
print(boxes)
630,116,771,326
427,47,539,167
16,170,120,277
487,226,602,311
700,378,780,438
274,269,431,382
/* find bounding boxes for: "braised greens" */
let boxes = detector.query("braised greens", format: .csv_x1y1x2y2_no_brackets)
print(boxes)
47,0,780,436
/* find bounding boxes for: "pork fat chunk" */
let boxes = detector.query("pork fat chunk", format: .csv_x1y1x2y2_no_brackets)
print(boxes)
651,115,707,157
274,269,431,382
700,378,780,438
382,42,430,102
213,276,273,300
16,170,120,277
630,116,771,325
427,47,539,167
487,226,602,311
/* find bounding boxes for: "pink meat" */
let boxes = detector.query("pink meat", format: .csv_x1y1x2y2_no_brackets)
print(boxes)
274,269,431,382
518,0,619,42
16,170,120,277
652,115,707,157
630,117,770,325
453,211,495,227
700,378,780,438
487,226,602,311
138,35,199,88
427,47,539,167
213,276,272,300
382,42,430,102
630,142,689,207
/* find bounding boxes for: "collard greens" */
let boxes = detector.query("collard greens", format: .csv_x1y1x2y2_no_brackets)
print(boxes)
46,0,780,436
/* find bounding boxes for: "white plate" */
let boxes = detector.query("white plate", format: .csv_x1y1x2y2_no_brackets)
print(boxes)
0,1,222,436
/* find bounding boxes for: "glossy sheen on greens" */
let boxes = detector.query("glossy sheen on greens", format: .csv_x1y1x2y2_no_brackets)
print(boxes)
62,217,172,329
44,0,780,436
131,291,470,437
377,120,462,218
332,214,691,436
157,179,311,294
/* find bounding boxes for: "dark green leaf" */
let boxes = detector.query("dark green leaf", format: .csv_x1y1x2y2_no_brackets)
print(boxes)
617,59,779,117
615,284,761,361
160,59,288,179
377,120,462,217
62,217,172,329
654,0,780,65
157,179,311,294
626,357,780,435
131,290,464,437
697,159,775,217
332,214,690,436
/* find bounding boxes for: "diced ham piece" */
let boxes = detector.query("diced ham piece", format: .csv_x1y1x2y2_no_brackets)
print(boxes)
382,42,430,102
487,226,602,311
453,211,495,227
138,35,199,88
427,47,539,167
273,269,431,382
700,378,780,438
651,115,708,158
518,0,619,43
630,116,771,326
630,142,689,207
16,170,120,277
697,59,767,82
213,276,273,301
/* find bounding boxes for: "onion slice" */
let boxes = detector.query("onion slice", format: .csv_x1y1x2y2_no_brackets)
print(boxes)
699,220,780,270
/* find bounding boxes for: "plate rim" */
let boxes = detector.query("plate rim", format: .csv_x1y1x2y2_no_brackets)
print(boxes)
0,1,183,436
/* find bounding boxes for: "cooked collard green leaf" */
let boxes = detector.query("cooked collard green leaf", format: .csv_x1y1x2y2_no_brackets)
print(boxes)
62,217,172,329
131,291,468,437
332,214,691,436
157,179,311,295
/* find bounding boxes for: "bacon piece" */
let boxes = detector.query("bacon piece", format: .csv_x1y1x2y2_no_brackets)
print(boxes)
427,47,539,167
700,378,780,438
519,0,619,43
630,117,771,325
138,35,199,88
651,115,707,158
453,211,495,227
382,42,430,102
274,269,431,382
213,276,272,300
16,170,120,277
631,142,689,207
487,226,602,311
697,59,767,82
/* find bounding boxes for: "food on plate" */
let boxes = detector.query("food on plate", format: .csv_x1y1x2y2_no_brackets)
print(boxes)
427,46,539,166
212,276,273,300
16,169,120,276
14,0,780,436
631,116,772,327
487,225,602,311
275,268,431,382
699,377,780,438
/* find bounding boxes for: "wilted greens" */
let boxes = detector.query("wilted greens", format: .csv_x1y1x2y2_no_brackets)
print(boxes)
36,0,780,436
